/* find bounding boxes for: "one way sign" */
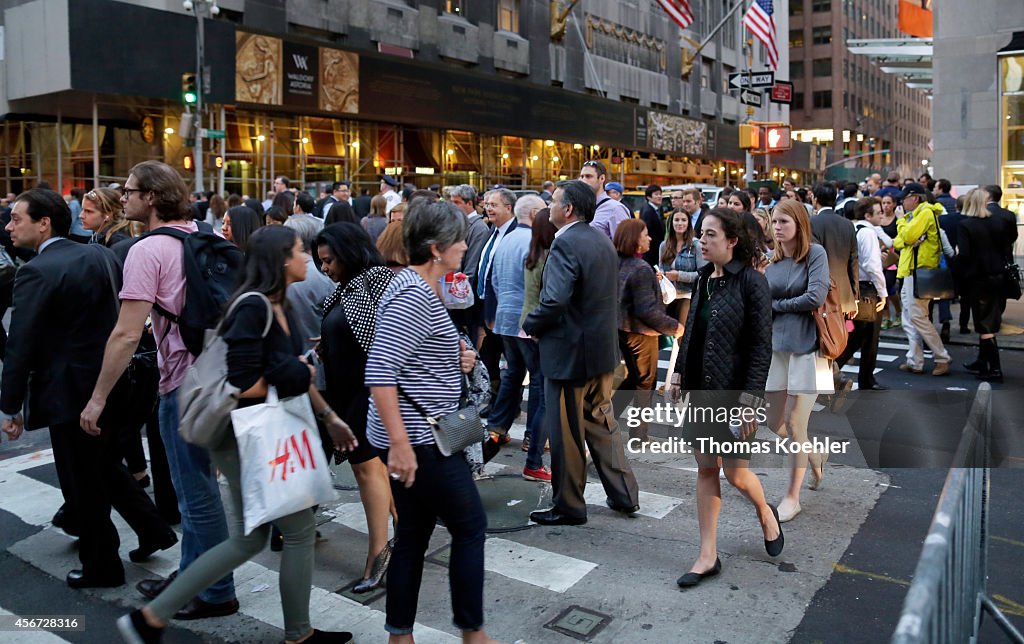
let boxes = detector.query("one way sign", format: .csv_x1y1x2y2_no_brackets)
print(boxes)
729,71,776,90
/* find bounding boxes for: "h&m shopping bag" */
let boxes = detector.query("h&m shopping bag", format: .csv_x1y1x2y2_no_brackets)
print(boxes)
231,388,336,536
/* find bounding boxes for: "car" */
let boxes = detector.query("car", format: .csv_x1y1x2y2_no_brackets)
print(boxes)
620,191,646,217
662,184,725,209
511,189,540,200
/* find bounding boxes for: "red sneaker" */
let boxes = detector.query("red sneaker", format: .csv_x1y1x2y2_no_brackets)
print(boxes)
522,466,552,482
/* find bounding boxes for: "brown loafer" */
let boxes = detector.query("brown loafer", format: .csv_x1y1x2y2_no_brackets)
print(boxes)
931,362,950,376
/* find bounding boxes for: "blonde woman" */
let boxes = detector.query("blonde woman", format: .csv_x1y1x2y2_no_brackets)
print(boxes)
763,199,832,522
81,187,133,247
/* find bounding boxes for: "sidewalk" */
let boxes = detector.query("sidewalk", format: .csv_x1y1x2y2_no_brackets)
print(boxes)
880,295,1024,351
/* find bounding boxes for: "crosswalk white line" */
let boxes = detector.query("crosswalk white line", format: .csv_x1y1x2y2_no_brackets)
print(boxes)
581,484,682,519
854,351,899,363
840,365,883,375
0,606,70,643
484,537,597,593
0,448,56,474
879,341,932,355
0,470,458,642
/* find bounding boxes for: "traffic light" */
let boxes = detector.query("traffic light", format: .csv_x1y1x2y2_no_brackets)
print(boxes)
764,125,792,152
739,123,761,150
208,154,223,169
181,72,198,105
183,154,194,171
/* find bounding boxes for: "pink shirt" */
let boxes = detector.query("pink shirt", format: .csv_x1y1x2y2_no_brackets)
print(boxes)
120,222,198,394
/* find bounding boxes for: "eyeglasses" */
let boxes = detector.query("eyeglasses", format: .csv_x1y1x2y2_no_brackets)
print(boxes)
85,190,99,201
122,187,147,197
583,160,601,168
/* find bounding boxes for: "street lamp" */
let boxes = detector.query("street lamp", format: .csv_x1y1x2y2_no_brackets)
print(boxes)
183,0,220,192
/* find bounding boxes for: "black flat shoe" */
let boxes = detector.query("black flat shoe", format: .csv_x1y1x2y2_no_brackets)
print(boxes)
129,532,179,563
604,498,640,516
530,509,587,526
173,597,240,621
66,569,124,589
861,382,888,391
765,506,785,557
137,571,177,600
676,558,721,588
284,629,353,643
977,370,1003,383
51,506,80,538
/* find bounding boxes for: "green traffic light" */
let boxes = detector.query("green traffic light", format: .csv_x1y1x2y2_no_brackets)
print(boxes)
184,91,197,104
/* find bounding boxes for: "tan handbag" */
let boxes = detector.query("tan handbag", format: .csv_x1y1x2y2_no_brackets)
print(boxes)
811,278,848,360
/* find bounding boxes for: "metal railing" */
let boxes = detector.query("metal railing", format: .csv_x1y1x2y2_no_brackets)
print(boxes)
892,383,1024,644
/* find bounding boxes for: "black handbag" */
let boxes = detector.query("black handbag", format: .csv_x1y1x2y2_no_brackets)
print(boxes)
911,213,955,300
398,375,485,457
1003,262,1023,301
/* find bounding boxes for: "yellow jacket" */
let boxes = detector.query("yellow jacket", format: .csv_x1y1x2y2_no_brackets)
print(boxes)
895,202,946,278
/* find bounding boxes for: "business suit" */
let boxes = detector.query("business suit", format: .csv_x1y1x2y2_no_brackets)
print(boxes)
523,222,639,520
692,207,708,239
986,202,1019,263
1,239,171,583
811,208,860,313
639,202,664,266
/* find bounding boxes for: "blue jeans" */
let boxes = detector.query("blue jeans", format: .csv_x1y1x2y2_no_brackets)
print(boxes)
383,445,486,634
489,336,547,470
158,389,235,603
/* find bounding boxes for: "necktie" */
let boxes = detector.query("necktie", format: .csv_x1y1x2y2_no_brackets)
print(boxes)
477,228,499,298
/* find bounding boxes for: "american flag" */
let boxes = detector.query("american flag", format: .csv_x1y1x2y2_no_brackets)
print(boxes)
655,0,694,31
743,0,779,70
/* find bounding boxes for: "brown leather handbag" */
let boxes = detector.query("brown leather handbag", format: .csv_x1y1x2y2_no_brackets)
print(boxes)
811,278,849,360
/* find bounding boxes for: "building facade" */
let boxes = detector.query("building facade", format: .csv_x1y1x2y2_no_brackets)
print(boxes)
788,0,931,181
932,0,1024,220
0,0,820,197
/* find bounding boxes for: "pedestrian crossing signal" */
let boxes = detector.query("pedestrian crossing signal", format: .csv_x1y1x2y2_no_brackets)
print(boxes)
183,154,194,171
208,154,223,169
765,125,792,151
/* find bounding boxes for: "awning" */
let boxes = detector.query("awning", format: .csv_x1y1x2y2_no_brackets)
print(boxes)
848,38,933,93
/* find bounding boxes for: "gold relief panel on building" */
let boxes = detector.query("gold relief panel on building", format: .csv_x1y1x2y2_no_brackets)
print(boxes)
236,32,283,106
647,112,707,157
320,49,358,114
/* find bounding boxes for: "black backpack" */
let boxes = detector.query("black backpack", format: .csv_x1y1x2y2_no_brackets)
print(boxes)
146,227,243,356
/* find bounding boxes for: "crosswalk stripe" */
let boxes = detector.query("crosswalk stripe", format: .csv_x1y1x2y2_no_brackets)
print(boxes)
0,456,458,642
484,537,597,593
0,448,56,474
582,485,682,519
840,366,883,375
854,352,899,363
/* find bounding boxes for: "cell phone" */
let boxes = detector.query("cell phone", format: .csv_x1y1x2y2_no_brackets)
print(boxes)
303,348,318,363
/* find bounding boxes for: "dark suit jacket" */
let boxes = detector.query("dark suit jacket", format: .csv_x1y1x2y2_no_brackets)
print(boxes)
523,221,620,381
639,202,664,266
693,207,708,238
811,208,860,313
352,195,372,218
1,239,120,429
987,202,1019,262
313,196,335,219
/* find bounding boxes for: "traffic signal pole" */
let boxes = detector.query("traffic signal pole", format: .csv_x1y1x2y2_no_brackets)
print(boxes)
193,6,205,193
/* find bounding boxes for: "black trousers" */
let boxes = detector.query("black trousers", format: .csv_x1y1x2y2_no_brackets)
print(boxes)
49,421,173,579
838,309,882,387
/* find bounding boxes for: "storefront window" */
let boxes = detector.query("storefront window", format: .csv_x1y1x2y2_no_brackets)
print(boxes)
999,54,1024,240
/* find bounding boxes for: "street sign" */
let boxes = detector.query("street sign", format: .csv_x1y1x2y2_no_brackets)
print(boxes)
770,81,794,104
740,89,763,108
203,128,226,139
729,71,775,90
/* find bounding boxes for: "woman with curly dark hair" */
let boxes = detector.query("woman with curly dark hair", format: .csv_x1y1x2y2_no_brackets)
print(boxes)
667,207,782,588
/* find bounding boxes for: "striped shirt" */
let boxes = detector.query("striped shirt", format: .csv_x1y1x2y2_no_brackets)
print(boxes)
366,268,461,448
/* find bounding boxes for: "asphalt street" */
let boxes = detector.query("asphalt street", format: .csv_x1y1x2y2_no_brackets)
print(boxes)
0,340,1021,643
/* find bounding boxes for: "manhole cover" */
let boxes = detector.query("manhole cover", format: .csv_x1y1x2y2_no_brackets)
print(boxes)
544,606,612,641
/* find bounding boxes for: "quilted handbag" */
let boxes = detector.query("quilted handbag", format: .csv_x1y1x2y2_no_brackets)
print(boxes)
399,375,484,457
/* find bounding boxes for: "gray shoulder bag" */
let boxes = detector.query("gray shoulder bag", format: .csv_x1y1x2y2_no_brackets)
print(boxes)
398,375,484,457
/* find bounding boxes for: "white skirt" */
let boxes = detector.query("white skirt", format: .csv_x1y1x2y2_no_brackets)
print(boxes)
766,350,835,394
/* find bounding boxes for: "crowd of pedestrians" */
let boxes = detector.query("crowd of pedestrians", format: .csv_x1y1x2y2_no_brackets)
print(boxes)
0,161,1018,643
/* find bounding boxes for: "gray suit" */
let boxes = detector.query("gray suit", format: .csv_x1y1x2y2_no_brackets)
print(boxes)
811,208,860,313
523,221,638,519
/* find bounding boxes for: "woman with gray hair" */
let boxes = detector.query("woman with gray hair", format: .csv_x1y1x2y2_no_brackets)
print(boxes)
365,200,499,644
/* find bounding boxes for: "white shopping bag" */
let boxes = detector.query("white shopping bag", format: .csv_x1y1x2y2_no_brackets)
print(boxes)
231,388,336,536
658,273,678,305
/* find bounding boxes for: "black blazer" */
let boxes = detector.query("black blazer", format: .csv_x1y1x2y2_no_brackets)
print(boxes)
986,202,1019,262
811,208,860,312
693,207,708,239
0,239,120,429
639,202,664,266
956,216,1007,290
523,221,620,381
